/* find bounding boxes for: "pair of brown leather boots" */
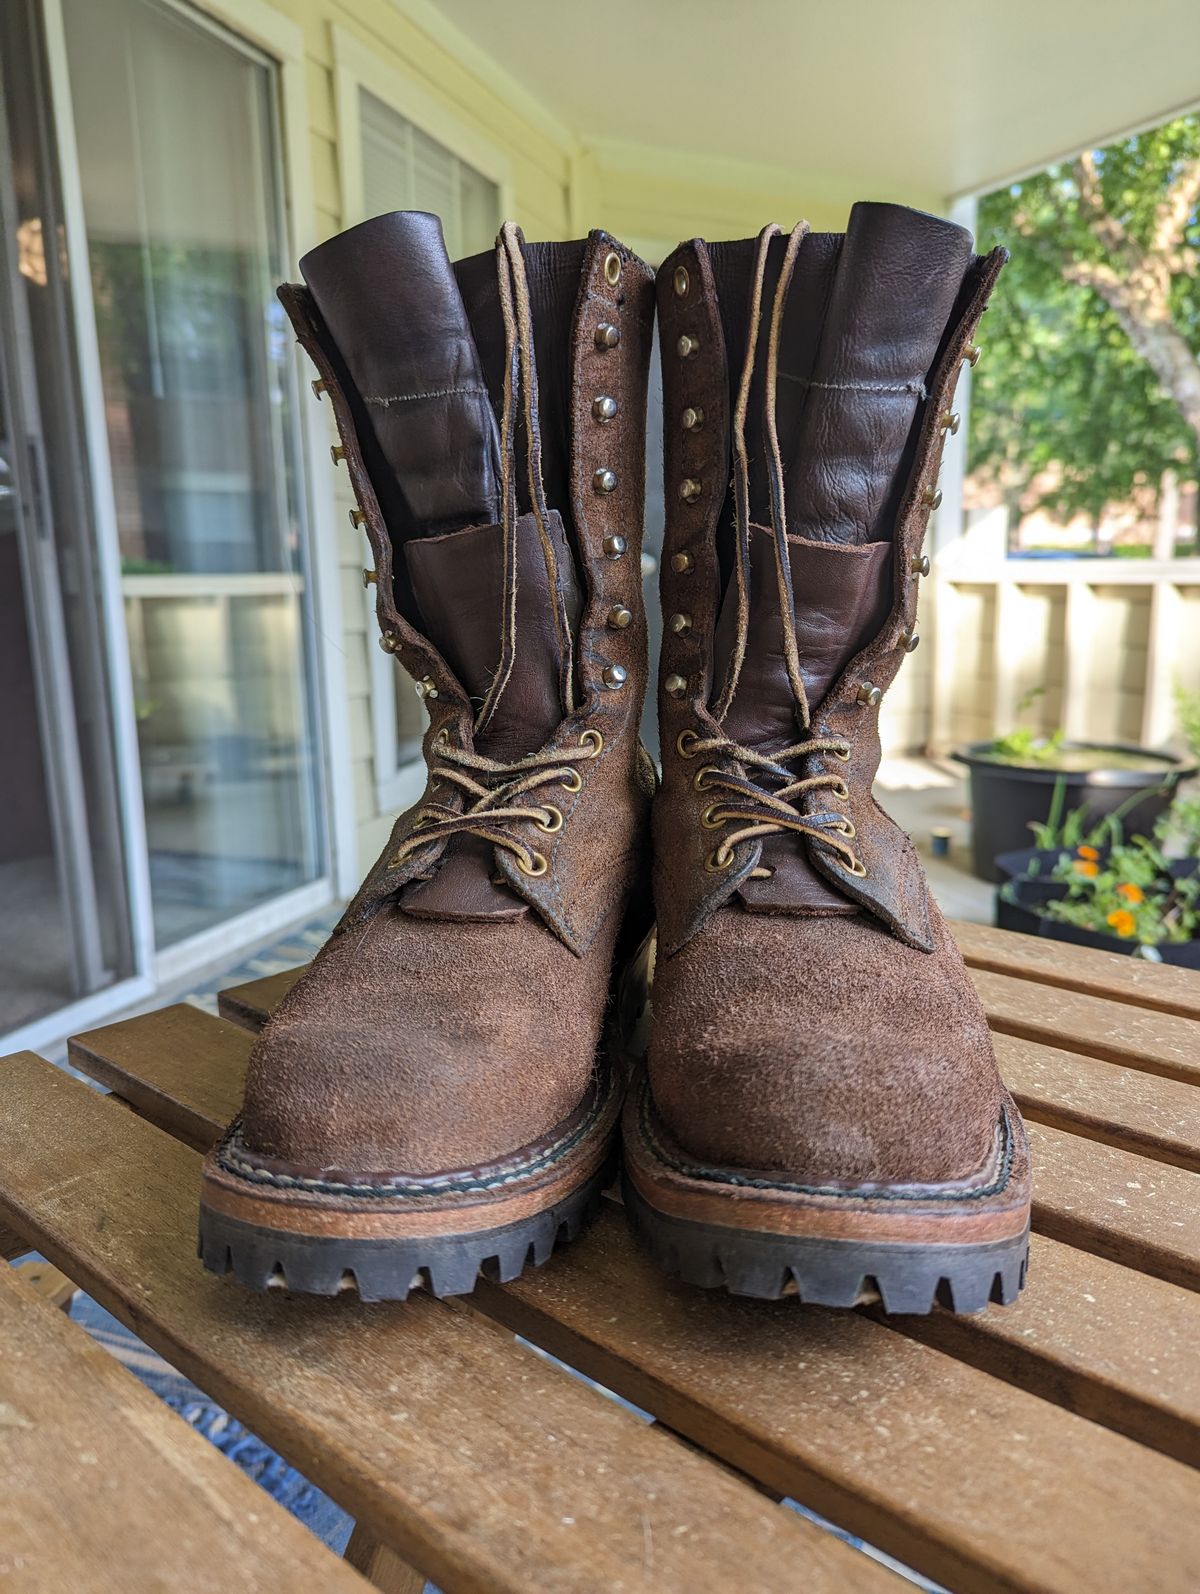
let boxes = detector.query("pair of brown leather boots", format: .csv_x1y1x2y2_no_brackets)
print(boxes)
199,205,1031,1315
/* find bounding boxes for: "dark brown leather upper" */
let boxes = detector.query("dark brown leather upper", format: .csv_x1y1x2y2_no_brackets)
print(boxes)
300,210,500,538
652,207,1006,952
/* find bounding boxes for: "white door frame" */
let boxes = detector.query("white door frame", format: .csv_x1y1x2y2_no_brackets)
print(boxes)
5,0,353,1056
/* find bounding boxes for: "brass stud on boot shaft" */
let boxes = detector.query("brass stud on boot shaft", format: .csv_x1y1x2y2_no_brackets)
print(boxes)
671,551,694,574
681,406,704,431
665,673,688,699
603,663,628,689
361,568,377,588
679,478,702,503
595,322,620,350
415,675,439,700
900,627,921,653
379,631,399,654
964,342,982,367
603,534,627,560
669,612,692,635
349,508,366,529
922,486,943,510
856,682,883,707
940,410,960,435
911,553,931,578
677,334,699,358
592,395,618,423
330,444,345,465
593,468,618,493
311,378,327,399
606,605,633,630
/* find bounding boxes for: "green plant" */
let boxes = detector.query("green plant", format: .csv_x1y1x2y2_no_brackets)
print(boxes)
988,687,1067,768
1174,683,1200,762
1043,834,1200,945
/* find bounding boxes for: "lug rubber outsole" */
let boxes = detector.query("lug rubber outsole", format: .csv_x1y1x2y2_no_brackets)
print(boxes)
623,1175,1030,1314
199,1153,615,1303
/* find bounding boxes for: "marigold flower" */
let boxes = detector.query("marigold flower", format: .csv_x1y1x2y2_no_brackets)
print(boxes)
1073,859,1099,877
1106,908,1136,937
1116,882,1144,904
1077,844,1101,861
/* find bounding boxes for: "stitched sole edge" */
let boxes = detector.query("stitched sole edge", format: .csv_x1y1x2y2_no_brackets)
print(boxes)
623,1175,1030,1314
199,1151,616,1302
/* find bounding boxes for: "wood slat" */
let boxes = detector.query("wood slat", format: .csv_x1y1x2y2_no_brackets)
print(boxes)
974,966,1200,1086
474,1207,1200,1594
0,1263,370,1594
57,1009,1200,1579
878,1231,1200,1469
70,1002,1200,1293
0,1051,891,1594
996,1032,1200,1172
1027,1121,1200,1292
953,918,1200,1021
217,969,298,1029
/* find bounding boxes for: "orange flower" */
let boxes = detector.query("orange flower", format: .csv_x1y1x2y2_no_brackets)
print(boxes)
1077,844,1101,861
1116,882,1144,904
1106,908,1136,937
1073,859,1099,877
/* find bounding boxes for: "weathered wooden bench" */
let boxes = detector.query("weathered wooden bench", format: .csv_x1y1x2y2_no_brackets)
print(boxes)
2,919,1198,1592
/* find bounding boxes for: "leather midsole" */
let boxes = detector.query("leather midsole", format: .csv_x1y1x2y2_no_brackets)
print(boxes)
624,1076,1032,1247
200,1064,620,1242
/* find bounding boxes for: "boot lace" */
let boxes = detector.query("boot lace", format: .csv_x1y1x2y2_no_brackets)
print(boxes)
694,219,867,879
389,730,603,878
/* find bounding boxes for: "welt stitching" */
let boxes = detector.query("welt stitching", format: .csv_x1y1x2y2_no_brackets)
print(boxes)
218,1073,610,1199
639,1087,1016,1202
363,385,490,406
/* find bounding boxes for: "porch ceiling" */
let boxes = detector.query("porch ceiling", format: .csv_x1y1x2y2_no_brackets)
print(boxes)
423,0,1200,204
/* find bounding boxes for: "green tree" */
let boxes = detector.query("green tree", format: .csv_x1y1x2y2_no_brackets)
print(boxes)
970,115,1200,529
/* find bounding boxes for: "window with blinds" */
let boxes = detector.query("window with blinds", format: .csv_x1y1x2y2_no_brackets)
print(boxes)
359,90,500,260
358,89,501,773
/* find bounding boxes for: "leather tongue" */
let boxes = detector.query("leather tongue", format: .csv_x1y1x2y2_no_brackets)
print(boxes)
400,508,582,921
712,524,891,913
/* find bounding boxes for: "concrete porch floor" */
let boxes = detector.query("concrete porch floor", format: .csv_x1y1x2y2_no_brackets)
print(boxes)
876,755,994,924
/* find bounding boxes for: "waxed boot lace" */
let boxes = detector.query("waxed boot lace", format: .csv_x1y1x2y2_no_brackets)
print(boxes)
699,221,862,881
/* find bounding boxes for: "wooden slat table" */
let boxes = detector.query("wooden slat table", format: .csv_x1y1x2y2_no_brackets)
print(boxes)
2,919,1199,1592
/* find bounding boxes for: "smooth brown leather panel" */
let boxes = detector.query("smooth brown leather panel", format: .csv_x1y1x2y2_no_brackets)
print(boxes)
455,241,588,565
709,524,892,913
300,210,500,535
785,202,972,545
402,509,583,923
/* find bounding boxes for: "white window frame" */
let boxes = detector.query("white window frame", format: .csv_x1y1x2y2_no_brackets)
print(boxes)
331,24,512,814
6,0,354,1057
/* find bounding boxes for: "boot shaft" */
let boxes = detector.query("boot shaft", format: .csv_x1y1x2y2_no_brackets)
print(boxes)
653,205,1004,952
278,216,656,949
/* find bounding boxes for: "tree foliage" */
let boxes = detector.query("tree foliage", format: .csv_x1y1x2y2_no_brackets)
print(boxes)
969,114,1200,525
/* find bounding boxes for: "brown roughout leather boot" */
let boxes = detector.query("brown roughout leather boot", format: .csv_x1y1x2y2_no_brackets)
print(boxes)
199,213,656,1300
623,203,1032,1313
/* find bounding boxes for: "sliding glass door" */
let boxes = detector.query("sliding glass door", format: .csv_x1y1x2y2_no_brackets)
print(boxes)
59,0,324,948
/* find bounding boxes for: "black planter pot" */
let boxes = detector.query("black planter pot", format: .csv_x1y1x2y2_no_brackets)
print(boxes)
954,742,1195,882
995,860,1200,968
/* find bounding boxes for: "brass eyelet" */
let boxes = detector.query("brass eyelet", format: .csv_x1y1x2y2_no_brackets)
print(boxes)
832,818,856,838
704,845,734,873
839,855,868,878
579,729,604,757
559,768,583,793
676,729,702,759
518,851,549,877
434,726,450,746
535,805,563,834
693,765,719,792
830,779,850,801
700,803,724,830
832,744,851,763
